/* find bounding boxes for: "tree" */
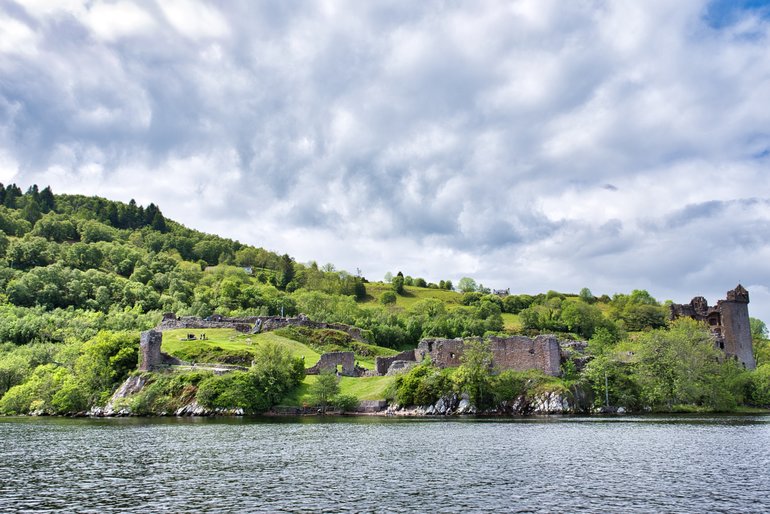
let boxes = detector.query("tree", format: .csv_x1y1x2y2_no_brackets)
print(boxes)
311,371,339,412
579,287,595,303
249,341,305,410
278,254,295,290
454,339,493,407
634,319,739,410
457,277,477,293
392,271,405,295
561,301,604,339
750,318,768,340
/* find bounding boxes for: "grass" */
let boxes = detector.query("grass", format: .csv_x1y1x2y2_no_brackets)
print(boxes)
279,374,395,406
161,328,321,364
161,327,398,373
501,312,521,331
361,282,464,310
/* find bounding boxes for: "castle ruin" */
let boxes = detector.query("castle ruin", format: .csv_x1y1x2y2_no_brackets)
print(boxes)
413,335,562,376
670,284,755,369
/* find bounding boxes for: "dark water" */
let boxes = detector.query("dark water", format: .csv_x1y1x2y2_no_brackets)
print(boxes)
1,415,769,513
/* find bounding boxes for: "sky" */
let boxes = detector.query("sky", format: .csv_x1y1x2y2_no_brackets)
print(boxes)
1,0,770,321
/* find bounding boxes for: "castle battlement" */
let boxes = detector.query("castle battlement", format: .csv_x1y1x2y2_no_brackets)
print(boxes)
670,285,755,369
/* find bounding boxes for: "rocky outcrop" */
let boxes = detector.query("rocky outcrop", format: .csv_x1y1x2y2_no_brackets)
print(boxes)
89,374,244,417
387,389,587,416
89,375,149,416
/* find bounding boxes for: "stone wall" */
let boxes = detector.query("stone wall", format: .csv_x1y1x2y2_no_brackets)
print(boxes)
306,351,356,376
375,350,416,375
139,329,181,371
157,313,371,343
414,335,562,376
670,285,755,369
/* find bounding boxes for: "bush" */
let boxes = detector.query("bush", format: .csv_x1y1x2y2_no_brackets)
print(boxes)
333,394,359,412
380,290,397,305
196,371,260,410
393,361,454,407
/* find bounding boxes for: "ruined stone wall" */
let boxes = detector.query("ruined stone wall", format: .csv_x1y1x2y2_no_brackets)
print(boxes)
157,314,371,343
375,350,416,375
306,351,356,376
670,285,755,369
718,292,755,369
139,330,163,371
158,316,255,333
415,338,465,367
488,335,562,376
139,329,182,371
414,335,562,376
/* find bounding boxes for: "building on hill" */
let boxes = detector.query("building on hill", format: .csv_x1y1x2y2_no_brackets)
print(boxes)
669,284,755,369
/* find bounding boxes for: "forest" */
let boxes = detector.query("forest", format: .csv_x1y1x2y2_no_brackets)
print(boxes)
0,184,769,416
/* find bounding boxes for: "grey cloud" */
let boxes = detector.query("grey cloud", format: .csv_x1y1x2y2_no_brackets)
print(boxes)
3,1,770,321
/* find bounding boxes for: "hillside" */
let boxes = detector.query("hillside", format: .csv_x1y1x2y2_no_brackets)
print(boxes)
0,184,768,416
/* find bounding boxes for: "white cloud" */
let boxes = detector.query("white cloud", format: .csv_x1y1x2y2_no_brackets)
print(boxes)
158,0,229,40
0,15,38,55
2,0,770,321
84,1,156,41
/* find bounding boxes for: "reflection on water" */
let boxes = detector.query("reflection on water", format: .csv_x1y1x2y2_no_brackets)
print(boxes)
1,415,769,513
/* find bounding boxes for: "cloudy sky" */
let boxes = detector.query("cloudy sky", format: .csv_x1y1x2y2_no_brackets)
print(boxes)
1,0,770,320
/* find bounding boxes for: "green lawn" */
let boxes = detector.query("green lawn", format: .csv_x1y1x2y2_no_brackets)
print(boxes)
279,374,395,406
161,328,321,363
161,328,396,372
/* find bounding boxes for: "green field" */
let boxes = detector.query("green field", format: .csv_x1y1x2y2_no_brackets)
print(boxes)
362,282,464,309
161,328,321,364
501,312,521,331
160,327,398,372
279,374,395,406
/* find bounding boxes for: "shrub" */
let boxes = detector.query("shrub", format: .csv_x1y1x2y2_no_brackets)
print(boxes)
333,394,359,412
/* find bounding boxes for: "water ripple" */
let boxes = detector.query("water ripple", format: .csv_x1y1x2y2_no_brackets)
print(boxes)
1,416,769,513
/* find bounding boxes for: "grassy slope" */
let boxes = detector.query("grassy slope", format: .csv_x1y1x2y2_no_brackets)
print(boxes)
361,282,464,309
364,282,525,332
162,328,396,403
161,328,321,363
279,375,395,406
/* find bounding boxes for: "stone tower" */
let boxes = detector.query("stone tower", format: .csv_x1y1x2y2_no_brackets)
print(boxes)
717,285,755,369
139,330,163,371
670,285,756,369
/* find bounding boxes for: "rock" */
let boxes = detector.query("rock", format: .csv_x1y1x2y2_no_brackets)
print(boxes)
425,404,436,415
456,399,472,414
530,392,572,414
435,398,447,415
617,407,626,414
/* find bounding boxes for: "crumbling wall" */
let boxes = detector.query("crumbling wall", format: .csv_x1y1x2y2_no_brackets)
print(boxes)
139,330,181,371
306,351,356,376
416,338,465,367
157,313,371,343
717,286,755,369
139,330,163,371
488,335,562,376
670,285,755,369
415,335,562,376
375,349,416,375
